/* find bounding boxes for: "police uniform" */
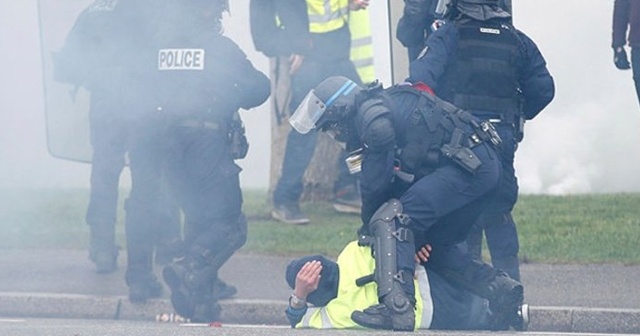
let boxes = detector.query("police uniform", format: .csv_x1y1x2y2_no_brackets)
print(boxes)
123,0,270,316
153,1,269,323
408,4,555,280
289,76,526,330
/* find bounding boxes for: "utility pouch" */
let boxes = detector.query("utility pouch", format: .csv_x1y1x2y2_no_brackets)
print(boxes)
441,128,482,174
441,144,482,174
228,114,249,160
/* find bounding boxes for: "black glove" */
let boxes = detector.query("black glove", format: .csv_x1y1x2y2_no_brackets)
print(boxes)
614,47,631,70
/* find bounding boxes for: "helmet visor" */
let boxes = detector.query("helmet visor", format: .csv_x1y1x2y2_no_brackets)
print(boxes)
289,90,327,134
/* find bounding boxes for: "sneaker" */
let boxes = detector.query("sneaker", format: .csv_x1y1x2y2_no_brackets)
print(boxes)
128,277,164,304
271,203,310,225
332,186,362,214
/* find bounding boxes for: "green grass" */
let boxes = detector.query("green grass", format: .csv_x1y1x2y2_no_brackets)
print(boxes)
1,188,639,264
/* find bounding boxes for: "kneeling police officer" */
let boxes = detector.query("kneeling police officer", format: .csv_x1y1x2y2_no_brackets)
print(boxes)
289,76,525,331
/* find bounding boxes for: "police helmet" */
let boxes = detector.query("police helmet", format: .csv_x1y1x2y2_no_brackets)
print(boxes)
290,76,361,135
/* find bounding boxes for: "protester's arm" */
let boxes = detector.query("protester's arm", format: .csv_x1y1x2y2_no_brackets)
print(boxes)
285,261,323,328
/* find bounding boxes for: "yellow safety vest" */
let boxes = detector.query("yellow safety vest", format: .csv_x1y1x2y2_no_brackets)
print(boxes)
307,0,350,33
349,8,375,84
295,241,433,329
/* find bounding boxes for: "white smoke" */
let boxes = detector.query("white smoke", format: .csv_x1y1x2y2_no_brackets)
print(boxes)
1,0,640,194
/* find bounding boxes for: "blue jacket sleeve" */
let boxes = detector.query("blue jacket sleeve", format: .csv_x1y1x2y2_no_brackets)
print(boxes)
517,31,555,120
612,0,631,48
285,305,308,328
407,23,456,90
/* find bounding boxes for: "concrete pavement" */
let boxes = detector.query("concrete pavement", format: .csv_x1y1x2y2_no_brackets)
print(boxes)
0,249,639,334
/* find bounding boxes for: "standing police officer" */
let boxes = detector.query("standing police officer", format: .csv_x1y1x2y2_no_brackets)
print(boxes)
141,0,270,323
289,76,526,331
408,0,555,281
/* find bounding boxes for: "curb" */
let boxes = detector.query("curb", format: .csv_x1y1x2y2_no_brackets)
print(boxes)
1,292,639,334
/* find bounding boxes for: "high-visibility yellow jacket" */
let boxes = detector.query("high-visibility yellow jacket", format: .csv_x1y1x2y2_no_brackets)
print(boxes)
307,0,350,33
295,241,434,329
349,8,375,83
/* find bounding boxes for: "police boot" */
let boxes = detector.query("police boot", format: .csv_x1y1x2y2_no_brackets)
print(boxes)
485,271,524,331
163,249,213,319
351,270,415,331
88,221,118,274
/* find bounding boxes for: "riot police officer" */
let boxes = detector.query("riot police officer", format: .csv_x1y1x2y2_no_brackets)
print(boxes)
289,76,526,331
139,0,270,323
408,0,555,281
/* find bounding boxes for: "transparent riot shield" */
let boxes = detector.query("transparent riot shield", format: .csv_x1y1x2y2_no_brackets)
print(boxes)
37,0,93,163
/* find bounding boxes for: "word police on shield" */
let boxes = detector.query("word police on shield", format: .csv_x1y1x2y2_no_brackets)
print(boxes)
158,49,205,70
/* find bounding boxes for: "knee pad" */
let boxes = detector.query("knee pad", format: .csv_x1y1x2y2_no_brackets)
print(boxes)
368,199,414,299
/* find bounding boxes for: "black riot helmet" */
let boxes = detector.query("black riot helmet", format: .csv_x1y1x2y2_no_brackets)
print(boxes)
290,76,362,138
436,0,510,21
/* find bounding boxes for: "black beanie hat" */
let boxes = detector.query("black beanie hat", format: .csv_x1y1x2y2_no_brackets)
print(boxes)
285,255,340,307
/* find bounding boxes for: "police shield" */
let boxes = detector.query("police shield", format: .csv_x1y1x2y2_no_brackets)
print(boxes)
37,0,99,163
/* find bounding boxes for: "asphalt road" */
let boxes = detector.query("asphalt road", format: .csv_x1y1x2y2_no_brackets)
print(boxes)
1,318,633,336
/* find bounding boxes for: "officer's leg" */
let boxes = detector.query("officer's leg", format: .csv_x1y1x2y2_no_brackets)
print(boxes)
153,192,183,266
402,145,524,330
427,233,524,331
484,137,521,281
86,107,127,273
466,219,484,262
163,134,244,322
485,213,520,281
351,199,416,331
124,125,165,303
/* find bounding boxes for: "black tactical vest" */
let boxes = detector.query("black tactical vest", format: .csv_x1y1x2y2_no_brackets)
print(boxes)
440,21,522,120
385,85,499,180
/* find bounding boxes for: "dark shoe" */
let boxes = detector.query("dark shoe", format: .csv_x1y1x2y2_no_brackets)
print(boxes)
271,203,309,225
488,273,524,331
89,248,118,274
128,277,164,304
512,304,529,331
163,259,196,318
213,278,237,300
332,186,362,214
351,303,414,331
